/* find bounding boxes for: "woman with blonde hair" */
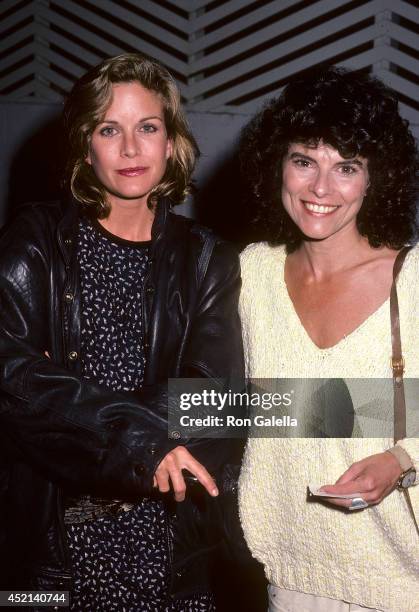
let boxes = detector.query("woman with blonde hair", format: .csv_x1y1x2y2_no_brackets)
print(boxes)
0,53,243,611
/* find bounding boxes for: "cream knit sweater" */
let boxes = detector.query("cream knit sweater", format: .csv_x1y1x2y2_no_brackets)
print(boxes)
238,243,419,612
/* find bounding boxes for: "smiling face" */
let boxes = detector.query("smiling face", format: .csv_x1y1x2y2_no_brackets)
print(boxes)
281,142,369,242
86,81,172,210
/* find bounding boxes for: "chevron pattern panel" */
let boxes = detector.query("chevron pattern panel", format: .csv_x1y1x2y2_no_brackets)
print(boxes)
1,0,418,120
1,0,191,101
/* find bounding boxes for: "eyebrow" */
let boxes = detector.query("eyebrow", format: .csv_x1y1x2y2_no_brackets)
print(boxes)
98,115,164,125
336,159,364,167
288,152,364,167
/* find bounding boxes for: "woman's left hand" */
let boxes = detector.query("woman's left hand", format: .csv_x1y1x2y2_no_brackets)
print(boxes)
319,451,402,508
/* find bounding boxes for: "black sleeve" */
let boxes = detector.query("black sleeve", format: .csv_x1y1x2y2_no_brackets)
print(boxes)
0,214,175,498
0,215,244,497
178,238,245,478
182,239,244,381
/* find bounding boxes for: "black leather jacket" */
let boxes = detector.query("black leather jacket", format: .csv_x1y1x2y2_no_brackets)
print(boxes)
0,198,244,602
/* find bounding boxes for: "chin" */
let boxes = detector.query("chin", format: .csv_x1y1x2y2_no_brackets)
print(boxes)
301,234,331,243
295,216,344,240
107,187,153,204
296,224,331,241
297,225,339,242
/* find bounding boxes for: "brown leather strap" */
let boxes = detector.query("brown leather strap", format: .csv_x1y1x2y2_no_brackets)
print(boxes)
390,246,418,533
390,247,411,443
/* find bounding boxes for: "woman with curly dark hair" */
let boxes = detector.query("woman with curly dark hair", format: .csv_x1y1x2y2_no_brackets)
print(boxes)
238,67,418,611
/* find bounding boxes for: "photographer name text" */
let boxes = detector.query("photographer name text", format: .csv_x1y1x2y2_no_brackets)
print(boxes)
179,415,297,427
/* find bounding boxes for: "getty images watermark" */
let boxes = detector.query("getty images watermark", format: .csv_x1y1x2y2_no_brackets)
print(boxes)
168,378,419,439
178,388,296,429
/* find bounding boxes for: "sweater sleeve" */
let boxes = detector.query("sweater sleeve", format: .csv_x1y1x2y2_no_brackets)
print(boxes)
396,440,419,485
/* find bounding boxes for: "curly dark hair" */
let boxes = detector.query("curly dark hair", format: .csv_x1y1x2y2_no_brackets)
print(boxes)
239,66,418,250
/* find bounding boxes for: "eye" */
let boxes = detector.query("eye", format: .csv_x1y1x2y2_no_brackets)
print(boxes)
292,157,311,168
140,123,158,133
99,126,118,137
338,164,358,175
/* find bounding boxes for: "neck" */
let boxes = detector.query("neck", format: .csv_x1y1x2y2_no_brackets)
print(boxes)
296,226,372,280
99,200,155,241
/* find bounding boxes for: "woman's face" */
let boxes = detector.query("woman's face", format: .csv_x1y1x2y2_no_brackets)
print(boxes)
281,141,369,242
86,81,172,210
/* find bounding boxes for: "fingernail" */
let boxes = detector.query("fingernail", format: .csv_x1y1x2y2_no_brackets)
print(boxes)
211,487,219,496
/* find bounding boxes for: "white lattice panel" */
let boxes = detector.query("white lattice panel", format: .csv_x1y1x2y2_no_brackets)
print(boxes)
1,0,190,100
1,0,418,119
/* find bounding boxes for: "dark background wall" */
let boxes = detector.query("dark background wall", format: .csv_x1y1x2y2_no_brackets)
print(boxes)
1,0,418,230
0,100,251,229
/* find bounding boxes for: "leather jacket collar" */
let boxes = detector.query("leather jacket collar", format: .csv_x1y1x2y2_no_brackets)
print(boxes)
56,196,171,263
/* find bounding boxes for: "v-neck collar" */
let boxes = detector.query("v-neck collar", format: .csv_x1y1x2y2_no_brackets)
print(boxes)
274,247,391,352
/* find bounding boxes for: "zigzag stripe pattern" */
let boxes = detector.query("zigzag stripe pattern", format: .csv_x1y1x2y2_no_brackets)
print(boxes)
1,0,418,120
1,0,190,100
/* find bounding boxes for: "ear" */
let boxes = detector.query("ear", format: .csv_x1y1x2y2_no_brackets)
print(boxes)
166,138,173,160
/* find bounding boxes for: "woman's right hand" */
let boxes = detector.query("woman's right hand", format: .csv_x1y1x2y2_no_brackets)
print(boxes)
153,446,219,502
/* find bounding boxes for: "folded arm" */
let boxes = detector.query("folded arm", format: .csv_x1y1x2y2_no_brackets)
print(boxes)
0,218,174,498
0,219,243,499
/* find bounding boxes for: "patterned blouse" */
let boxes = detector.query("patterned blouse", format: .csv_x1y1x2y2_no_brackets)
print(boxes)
65,217,214,612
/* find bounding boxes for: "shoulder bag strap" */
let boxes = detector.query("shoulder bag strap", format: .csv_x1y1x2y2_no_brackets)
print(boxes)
390,246,411,443
390,246,418,532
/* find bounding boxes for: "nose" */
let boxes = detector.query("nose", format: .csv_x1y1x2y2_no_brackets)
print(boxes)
121,132,138,158
309,168,331,198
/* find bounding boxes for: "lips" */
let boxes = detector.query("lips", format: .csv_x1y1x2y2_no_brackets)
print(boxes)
302,200,339,214
116,167,148,176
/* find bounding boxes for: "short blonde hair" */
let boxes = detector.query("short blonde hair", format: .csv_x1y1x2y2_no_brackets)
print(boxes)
64,53,199,217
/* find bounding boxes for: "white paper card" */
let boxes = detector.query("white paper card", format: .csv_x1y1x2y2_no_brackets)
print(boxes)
308,485,363,499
